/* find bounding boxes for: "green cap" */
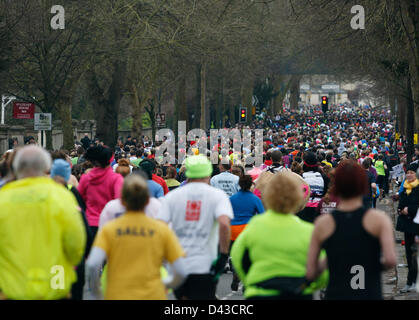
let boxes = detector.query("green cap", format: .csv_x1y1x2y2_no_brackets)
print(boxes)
185,155,213,179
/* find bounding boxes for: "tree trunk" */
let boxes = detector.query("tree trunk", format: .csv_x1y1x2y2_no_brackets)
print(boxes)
131,84,143,141
397,88,407,137
146,99,156,142
240,82,253,124
200,62,206,130
216,76,224,128
407,73,415,163
275,76,292,115
389,93,396,116
95,60,127,148
178,75,187,130
229,99,235,127
289,75,301,111
195,64,202,128
410,63,419,133
45,130,53,150
400,0,419,134
59,102,74,151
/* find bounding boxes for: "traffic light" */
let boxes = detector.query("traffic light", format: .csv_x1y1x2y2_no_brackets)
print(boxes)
240,107,247,123
321,96,329,113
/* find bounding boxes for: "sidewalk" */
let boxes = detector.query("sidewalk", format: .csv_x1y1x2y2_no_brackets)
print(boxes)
380,197,419,300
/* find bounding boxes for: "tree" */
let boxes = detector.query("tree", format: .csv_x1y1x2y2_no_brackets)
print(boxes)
2,0,91,149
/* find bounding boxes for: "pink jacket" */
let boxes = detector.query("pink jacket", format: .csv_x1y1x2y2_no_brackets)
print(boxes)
78,166,124,227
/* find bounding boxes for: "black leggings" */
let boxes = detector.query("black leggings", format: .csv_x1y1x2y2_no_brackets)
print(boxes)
405,232,418,286
90,226,98,240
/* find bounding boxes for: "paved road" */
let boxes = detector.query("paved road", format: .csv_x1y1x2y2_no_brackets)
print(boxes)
216,273,244,300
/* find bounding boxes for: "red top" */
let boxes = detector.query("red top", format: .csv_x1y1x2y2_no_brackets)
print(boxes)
152,174,169,195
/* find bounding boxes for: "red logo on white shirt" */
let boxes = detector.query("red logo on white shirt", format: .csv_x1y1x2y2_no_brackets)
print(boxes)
185,201,201,221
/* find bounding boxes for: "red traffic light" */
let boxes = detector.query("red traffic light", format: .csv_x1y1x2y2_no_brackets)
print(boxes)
240,108,247,122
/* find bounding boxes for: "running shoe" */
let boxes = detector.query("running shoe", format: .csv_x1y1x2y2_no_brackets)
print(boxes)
400,283,416,293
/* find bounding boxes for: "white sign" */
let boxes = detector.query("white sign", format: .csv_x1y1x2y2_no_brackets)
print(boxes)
34,113,52,131
322,84,340,91
252,95,259,106
390,164,404,180
300,84,310,91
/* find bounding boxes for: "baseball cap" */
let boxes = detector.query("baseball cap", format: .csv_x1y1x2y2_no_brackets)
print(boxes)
51,159,71,182
185,155,213,179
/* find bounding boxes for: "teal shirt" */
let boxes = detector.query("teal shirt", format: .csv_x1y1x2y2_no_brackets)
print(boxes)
231,210,328,298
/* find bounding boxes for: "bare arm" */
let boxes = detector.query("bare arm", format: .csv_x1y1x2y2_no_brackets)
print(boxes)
379,215,397,270
163,259,187,289
85,247,107,300
371,182,377,194
306,224,323,281
218,215,231,255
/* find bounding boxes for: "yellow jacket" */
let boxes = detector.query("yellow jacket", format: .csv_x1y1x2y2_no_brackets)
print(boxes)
0,177,86,300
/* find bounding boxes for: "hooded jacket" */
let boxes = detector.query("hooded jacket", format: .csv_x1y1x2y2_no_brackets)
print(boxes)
0,177,86,300
78,166,124,227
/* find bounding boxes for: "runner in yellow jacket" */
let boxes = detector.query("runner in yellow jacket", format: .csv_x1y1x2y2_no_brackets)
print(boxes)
0,176,86,300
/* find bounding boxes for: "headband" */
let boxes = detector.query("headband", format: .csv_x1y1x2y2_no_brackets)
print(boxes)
304,161,318,168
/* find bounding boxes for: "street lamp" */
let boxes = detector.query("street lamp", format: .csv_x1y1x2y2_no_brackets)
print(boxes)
1,95,17,125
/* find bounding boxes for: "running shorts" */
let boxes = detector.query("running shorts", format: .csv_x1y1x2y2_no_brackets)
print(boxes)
230,224,247,241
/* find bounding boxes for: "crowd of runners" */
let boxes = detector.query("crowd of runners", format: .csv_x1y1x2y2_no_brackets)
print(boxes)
0,105,419,300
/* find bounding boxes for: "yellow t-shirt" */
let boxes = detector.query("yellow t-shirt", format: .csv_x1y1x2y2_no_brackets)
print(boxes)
93,212,185,300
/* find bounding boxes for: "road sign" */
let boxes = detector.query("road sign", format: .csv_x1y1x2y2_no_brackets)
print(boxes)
13,102,35,119
252,95,259,107
321,84,340,91
34,113,52,130
155,112,166,127
415,134,418,145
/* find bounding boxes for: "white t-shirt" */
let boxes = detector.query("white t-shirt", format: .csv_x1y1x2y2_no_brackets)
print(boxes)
98,198,162,229
156,182,234,275
210,172,240,197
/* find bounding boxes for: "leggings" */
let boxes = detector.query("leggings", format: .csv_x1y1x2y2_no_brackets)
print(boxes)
405,232,418,286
